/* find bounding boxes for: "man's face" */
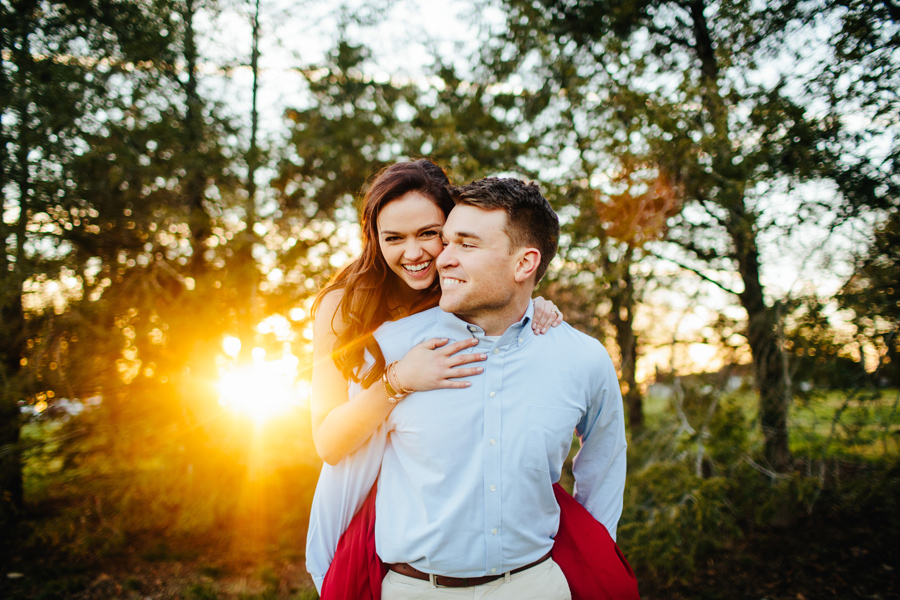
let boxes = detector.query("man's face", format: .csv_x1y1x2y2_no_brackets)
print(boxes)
437,205,518,323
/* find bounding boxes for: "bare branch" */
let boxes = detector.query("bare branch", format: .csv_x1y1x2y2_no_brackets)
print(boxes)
647,249,742,296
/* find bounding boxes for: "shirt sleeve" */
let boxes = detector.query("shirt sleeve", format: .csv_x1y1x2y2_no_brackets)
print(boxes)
571,345,628,540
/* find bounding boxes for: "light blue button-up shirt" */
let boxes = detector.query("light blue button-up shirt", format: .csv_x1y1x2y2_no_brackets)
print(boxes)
304,302,627,590
373,304,627,578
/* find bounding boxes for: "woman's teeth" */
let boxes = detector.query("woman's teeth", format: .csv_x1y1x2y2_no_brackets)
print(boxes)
404,261,431,273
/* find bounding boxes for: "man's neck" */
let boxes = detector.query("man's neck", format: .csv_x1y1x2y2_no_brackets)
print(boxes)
457,295,532,337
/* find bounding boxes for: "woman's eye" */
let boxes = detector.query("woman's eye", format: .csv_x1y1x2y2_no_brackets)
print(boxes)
385,236,401,243
420,230,438,238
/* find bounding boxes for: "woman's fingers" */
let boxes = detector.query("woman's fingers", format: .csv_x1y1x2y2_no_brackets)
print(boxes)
443,366,484,380
440,380,473,389
421,337,451,350
449,352,487,367
531,297,563,334
532,296,550,330
440,337,480,356
552,310,563,326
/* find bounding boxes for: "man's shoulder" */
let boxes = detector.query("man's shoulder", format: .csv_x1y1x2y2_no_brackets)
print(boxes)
547,322,611,362
374,307,443,345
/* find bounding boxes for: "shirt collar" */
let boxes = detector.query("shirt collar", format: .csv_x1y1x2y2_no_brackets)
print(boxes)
436,302,535,351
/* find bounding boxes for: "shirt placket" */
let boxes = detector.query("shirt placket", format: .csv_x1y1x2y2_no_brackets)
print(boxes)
483,337,506,575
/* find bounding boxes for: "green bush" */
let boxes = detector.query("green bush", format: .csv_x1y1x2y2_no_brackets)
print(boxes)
619,462,739,586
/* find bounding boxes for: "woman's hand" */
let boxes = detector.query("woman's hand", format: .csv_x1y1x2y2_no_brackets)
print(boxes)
532,296,564,334
391,337,486,393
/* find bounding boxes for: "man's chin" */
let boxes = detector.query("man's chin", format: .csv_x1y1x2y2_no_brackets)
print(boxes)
439,295,462,313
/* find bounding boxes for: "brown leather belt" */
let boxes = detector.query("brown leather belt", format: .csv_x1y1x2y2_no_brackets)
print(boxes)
386,551,552,588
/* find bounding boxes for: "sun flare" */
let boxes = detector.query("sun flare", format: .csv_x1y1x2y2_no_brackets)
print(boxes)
217,342,310,425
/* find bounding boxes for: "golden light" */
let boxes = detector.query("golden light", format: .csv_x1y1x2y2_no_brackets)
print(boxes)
217,345,310,426
223,336,242,357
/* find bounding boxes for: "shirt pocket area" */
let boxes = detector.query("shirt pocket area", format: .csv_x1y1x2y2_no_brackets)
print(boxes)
525,405,582,473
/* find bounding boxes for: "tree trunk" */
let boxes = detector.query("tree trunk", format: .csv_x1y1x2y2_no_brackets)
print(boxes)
732,220,791,470
689,0,791,471
0,4,35,519
608,246,644,432
235,0,262,362
182,0,210,277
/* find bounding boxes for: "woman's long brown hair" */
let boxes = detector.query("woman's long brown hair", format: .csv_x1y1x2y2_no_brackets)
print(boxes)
312,159,455,388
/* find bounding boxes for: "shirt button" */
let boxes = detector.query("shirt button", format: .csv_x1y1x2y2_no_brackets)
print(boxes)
491,528,498,535
518,337,523,344
491,568,497,574
468,326,477,332
489,391,495,398
490,439,496,445
492,347,500,354
490,485,496,492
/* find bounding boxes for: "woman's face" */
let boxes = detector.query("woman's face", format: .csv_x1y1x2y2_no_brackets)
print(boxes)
377,191,446,293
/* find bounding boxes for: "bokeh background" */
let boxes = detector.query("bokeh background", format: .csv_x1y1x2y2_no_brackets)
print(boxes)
1,1,898,598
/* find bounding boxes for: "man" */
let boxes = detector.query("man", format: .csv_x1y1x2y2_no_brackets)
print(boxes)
373,178,628,599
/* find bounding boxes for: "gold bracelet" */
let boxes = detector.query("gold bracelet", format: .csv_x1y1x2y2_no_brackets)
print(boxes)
390,361,414,396
382,369,404,404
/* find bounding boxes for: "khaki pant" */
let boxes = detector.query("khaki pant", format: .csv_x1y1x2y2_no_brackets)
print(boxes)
381,557,571,600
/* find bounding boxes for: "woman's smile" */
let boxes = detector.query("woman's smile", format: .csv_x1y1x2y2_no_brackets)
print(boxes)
403,260,433,274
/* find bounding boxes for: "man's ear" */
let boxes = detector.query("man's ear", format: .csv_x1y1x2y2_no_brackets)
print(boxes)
513,248,541,283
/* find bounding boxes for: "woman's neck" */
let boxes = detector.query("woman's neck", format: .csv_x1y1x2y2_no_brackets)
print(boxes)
386,280,437,320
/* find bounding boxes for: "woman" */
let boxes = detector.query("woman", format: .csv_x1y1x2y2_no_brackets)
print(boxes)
306,159,563,590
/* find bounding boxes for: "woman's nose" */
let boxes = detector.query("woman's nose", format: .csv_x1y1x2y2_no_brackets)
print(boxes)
404,241,424,260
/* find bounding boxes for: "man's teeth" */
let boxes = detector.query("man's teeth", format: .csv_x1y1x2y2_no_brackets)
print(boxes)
404,261,431,273
442,277,465,285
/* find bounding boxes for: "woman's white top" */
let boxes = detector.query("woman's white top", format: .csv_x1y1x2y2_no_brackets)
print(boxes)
305,369,387,593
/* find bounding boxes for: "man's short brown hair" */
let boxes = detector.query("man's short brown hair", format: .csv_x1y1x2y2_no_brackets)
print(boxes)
450,177,559,282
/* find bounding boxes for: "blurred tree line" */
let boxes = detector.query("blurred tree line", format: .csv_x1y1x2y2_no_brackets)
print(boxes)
1,0,898,594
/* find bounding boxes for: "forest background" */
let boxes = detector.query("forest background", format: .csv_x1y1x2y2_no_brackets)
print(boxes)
1,0,899,598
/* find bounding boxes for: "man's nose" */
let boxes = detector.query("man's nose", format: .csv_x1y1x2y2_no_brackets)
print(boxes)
436,245,455,269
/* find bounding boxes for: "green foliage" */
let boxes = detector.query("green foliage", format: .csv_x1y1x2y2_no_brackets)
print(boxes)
618,382,891,590
619,463,739,586
187,582,221,600
790,388,900,460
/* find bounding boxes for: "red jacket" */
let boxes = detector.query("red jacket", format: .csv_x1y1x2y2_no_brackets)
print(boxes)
320,483,639,599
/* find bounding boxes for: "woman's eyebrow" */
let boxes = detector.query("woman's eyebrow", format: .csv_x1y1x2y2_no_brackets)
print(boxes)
380,222,444,236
